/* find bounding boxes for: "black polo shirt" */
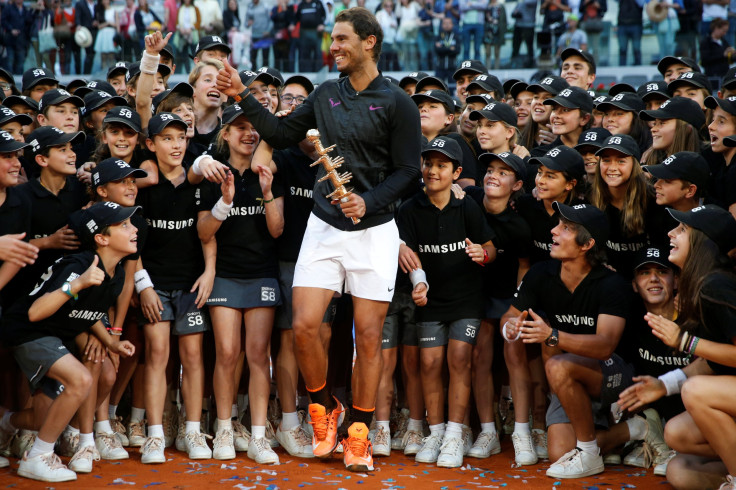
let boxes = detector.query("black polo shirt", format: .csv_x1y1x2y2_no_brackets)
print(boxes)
273,145,318,262
512,260,631,338
696,272,736,376
0,250,124,346
0,187,33,307
465,186,532,300
398,191,495,322
192,121,222,151
198,164,284,279
136,169,203,291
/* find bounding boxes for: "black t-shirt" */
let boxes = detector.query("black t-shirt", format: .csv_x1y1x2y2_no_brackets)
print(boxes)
0,187,33,307
198,164,284,279
465,186,532,300
398,191,495,322
512,260,632,338
273,145,318,262
602,204,648,281
192,121,222,152
136,169,203,290
695,272,736,376
444,132,477,185
623,302,690,376
702,146,732,209
0,250,124,346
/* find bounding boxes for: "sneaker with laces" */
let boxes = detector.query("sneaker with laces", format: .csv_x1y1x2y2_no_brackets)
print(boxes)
403,429,424,456
68,445,101,473
461,427,473,456
127,420,146,447
391,409,409,451
468,431,501,458
265,420,279,448
213,428,236,460
437,435,464,468
512,432,538,465
110,417,129,447
344,422,373,471
371,425,390,457
415,433,443,463
532,428,548,459
162,412,176,448
308,400,344,458
653,449,676,476
247,437,279,464
18,451,76,482
546,447,604,479
140,436,166,464
183,431,212,459
276,424,314,458
58,430,79,457
232,420,250,451
719,475,736,490
11,431,36,459
95,432,129,460
298,410,313,438
175,419,186,452
623,441,648,468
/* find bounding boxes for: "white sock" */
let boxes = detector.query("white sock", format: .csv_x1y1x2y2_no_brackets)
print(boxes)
27,437,55,459
130,407,145,423
217,418,232,431
185,421,200,434
407,418,423,432
0,411,16,432
95,420,113,434
79,432,95,448
252,425,266,439
148,424,164,439
429,423,445,437
514,422,530,436
64,425,80,436
108,404,118,420
626,416,648,441
577,439,599,455
281,411,299,431
231,404,238,419
480,422,497,434
445,421,463,439
376,420,390,433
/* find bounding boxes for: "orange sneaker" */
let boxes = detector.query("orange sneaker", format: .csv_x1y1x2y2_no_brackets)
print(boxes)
308,400,344,458
344,422,374,472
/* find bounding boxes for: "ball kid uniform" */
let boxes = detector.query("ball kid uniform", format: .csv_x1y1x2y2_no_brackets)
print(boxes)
0,185,32,310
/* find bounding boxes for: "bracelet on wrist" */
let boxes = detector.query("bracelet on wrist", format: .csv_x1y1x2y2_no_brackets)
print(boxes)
263,197,275,204
233,88,251,103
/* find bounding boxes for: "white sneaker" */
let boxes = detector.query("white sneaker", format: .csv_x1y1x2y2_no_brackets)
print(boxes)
232,420,251,451
546,447,604,479
11,431,35,459
276,425,314,458
623,441,648,468
391,409,409,450
183,431,212,459
175,419,186,452
415,434,443,463
653,450,676,476
127,420,146,447
603,452,622,465
247,437,279,464
461,427,473,456
162,412,176,448
437,435,464,468
403,429,424,456
719,475,736,490
371,426,391,457
213,428,236,460
110,417,130,447
58,430,79,457
68,445,101,473
95,432,129,460
298,410,313,438
532,428,548,459
265,420,279,448
512,432,538,465
0,455,8,468
140,436,166,464
18,451,76,482
468,431,501,458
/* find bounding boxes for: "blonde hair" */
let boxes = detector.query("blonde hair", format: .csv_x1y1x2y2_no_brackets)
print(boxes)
590,154,648,236
188,59,225,87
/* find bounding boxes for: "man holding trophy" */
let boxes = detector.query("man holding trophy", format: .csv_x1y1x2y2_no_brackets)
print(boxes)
215,6,422,473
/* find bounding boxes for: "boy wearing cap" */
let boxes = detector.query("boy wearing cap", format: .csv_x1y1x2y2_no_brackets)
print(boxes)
637,80,670,110
399,72,429,96
0,107,33,144
398,136,496,468
465,74,505,101
503,202,634,478
21,68,59,103
0,201,137,483
3,96,40,137
559,48,596,90
657,55,700,84
193,35,231,64
532,86,594,156
107,62,130,97
574,127,611,185
37,89,85,135
645,151,708,217
704,95,736,214
452,59,487,103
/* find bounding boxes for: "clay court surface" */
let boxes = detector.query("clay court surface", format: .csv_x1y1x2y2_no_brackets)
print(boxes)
0,438,673,489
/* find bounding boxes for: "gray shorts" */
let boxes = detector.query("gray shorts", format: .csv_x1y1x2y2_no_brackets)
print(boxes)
275,261,338,330
417,318,481,348
155,289,210,335
207,276,282,309
382,290,417,349
14,336,70,399
546,353,635,429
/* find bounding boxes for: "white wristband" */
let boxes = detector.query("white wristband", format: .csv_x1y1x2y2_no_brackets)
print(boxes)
502,321,522,343
409,268,428,291
191,155,207,176
140,51,160,75
658,368,687,396
134,269,154,293
211,196,233,221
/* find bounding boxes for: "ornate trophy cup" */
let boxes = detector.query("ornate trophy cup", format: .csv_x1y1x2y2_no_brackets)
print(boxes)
307,129,360,224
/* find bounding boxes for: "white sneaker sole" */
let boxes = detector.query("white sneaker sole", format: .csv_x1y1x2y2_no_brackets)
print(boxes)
141,454,166,464
546,463,604,479
18,468,76,482
437,458,463,468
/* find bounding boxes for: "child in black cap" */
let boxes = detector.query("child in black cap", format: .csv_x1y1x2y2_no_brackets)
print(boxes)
533,86,595,156
704,95,736,210
640,97,706,167
21,68,59,103
574,126,611,185
36,89,85,135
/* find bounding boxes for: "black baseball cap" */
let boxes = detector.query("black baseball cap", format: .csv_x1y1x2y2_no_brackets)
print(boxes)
592,94,609,107
667,71,712,94
503,78,523,97
148,112,188,137
39,88,84,112
608,83,637,97
478,151,527,181
415,75,449,94
422,135,463,165
0,68,15,85
22,68,58,91
2,95,39,112
721,133,736,148
469,101,518,126
595,134,642,160
465,93,494,106
81,90,126,116
194,35,231,55
633,245,674,270
509,81,530,100
560,48,596,73
543,86,594,112
27,126,85,155
527,75,570,95
411,90,455,114
152,82,194,113
258,66,284,87
75,80,118,98
637,80,670,101
92,157,148,187
722,66,736,91
239,69,274,88
657,56,700,76
529,145,585,181
65,78,89,94
553,201,609,246
639,96,706,129
107,61,129,79
467,74,504,98
160,46,175,62
453,60,487,80
667,204,736,254
125,61,172,83
0,129,29,152
0,106,33,127
103,106,142,133
642,151,710,190
595,92,645,113
283,75,315,94
399,71,429,89
704,95,736,115
73,201,141,245
222,103,248,125
574,127,611,151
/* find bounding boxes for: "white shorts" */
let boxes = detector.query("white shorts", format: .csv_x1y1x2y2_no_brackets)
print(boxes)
294,213,400,302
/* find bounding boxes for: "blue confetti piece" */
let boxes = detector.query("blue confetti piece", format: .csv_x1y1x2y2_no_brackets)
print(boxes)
143,483,164,488
553,482,561,486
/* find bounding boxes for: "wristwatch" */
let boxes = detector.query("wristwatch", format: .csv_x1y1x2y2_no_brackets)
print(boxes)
61,281,77,300
545,328,559,347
